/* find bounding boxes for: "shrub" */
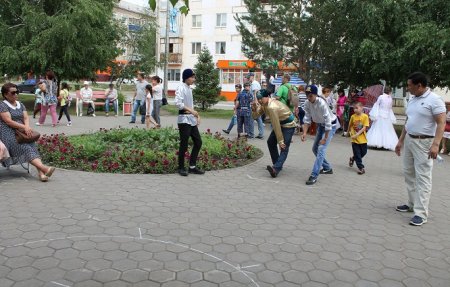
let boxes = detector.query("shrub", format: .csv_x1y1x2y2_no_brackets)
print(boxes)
38,127,262,174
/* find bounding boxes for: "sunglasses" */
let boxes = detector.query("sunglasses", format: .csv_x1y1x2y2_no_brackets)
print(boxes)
9,90,19,95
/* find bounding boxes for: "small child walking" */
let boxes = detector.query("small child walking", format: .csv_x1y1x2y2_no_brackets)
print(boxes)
348,102,370,174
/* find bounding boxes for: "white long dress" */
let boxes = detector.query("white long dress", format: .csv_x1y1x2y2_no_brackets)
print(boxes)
367,93,398,150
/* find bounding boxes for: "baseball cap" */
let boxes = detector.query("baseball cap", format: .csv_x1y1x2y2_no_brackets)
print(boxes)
305,85,318,95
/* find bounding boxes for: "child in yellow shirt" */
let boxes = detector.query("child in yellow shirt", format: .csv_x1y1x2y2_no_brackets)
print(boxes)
348,102,370,174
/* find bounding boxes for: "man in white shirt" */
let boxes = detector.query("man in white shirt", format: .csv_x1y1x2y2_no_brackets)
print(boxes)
395,72,446,226
175,69,204,177
78,81,95,117
130,73,148,124
104,83,118,117
301,85,339,185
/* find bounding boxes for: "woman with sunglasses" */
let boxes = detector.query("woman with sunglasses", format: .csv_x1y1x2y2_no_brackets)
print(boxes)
0,83,55,181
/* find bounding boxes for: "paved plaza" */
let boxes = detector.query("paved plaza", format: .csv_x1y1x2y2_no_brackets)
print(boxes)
1,113,450,287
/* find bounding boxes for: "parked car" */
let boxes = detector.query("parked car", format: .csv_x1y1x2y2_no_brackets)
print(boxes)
17,79,37,94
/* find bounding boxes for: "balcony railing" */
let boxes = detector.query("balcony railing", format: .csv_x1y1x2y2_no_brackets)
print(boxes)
160,53,183,64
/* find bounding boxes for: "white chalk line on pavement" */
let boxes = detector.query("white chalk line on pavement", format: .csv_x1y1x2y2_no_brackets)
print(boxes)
50,282,71,287
247,174,279,184
0,230,261,287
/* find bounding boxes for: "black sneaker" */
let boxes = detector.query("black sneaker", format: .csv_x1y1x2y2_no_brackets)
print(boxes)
319,169,333,175
306,176,317,185
222,129,230,134
129,121,135,124
396,205,413,212
410,215,427,226
188,167,205,175
178,169,188,176
256,135,264,139
266,165,277,178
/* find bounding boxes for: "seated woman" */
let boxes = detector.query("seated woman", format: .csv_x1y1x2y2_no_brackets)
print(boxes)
0,83,55,181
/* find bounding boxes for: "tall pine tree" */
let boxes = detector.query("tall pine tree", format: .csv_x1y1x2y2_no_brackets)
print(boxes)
193,47,221,111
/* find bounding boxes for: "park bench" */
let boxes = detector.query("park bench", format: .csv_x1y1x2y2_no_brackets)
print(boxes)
75,90,116,116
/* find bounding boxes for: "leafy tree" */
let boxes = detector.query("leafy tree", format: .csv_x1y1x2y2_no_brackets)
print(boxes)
238,0,450,88
112,22,158,86
0,0,123,84
193,47,221,111
236,0,313,81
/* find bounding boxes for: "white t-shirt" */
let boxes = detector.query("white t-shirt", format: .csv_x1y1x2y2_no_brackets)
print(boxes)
251,80,261,96
405,89,446,136
152,84,163,100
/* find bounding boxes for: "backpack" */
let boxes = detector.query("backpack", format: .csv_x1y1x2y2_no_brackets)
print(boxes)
286,85,298,108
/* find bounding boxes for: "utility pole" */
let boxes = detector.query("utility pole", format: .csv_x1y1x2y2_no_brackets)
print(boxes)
163,0,170,99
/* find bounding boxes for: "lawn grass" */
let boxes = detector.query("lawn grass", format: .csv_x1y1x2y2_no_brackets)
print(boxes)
162,105,234,119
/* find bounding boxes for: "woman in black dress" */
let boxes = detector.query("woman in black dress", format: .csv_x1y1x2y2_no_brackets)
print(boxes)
0,83,55,182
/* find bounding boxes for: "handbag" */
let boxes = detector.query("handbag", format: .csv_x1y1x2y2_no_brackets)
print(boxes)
15,129,40,144
87,105,95,115
139,104,146,115
162,97,168,106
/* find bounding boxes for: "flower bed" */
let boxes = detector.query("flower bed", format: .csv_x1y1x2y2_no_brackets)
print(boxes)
37,128,262,174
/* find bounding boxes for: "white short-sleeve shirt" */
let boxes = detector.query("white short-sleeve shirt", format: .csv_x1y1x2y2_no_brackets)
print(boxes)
405,89,446,136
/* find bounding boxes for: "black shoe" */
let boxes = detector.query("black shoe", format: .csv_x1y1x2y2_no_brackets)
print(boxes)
188,167,205,175
178,169,188,176
256,135,264,139
141,121,145,124
266,165,277,178
357,168,365,175
319,169,333,175
129,121,136,124
306,176,317,185
222,129,230,134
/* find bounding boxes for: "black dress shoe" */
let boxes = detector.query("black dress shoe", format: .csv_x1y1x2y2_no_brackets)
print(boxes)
178,169,188,176
266,165,277,178
222,129,230,134
306,176,317,185
129,121,135,124
188,167,205,174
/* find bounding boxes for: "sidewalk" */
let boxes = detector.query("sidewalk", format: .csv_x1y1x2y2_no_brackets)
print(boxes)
0,113,449,286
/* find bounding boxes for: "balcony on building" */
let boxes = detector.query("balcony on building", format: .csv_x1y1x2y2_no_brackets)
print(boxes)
160,53,183,64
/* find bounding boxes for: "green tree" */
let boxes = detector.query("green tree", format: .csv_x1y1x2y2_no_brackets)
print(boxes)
0,0,123,84
193,47,221,111
236,0,313,81
112,22,158,86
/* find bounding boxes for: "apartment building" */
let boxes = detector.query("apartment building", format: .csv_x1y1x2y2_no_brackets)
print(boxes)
158,0,264,100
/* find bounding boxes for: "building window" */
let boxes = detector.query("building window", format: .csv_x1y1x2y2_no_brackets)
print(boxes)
192,42,202,54
222,69,242,85
167,69,181,81
215,42,226,54
192,15,202,28
216,13,227,27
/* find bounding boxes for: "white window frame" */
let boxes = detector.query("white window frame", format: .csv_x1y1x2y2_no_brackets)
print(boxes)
192,15,202,28
167,69,181,82
192,42,202,55
215,42,226,55
216,13,227,27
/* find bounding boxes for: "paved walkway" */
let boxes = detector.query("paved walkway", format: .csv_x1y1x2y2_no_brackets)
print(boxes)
1,113,449,287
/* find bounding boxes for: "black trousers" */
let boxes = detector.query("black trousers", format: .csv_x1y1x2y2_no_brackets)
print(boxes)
58,105,71,122
178,123,202,169
352,143,367,169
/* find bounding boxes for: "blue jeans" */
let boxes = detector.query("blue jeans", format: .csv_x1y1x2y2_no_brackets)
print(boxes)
105,98,118,114
256,116,264,137
130,100,145,123
311,123,337,177
268,127,295,173
226,115,237,131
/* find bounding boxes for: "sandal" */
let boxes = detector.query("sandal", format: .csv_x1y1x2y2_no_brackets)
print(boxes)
349,157,354,167
39,174,49,182
45,166,55,177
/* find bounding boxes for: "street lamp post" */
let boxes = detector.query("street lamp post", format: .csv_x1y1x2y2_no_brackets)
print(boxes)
163,0,170,99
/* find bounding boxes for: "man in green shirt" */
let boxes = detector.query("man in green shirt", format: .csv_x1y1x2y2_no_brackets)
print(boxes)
275,74,291,106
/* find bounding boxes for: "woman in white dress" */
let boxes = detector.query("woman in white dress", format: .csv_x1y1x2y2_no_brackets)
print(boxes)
367,86,398,150
145,85,160,129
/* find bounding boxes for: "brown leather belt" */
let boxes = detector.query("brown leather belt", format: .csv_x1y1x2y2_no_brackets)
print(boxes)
408,134,434,139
